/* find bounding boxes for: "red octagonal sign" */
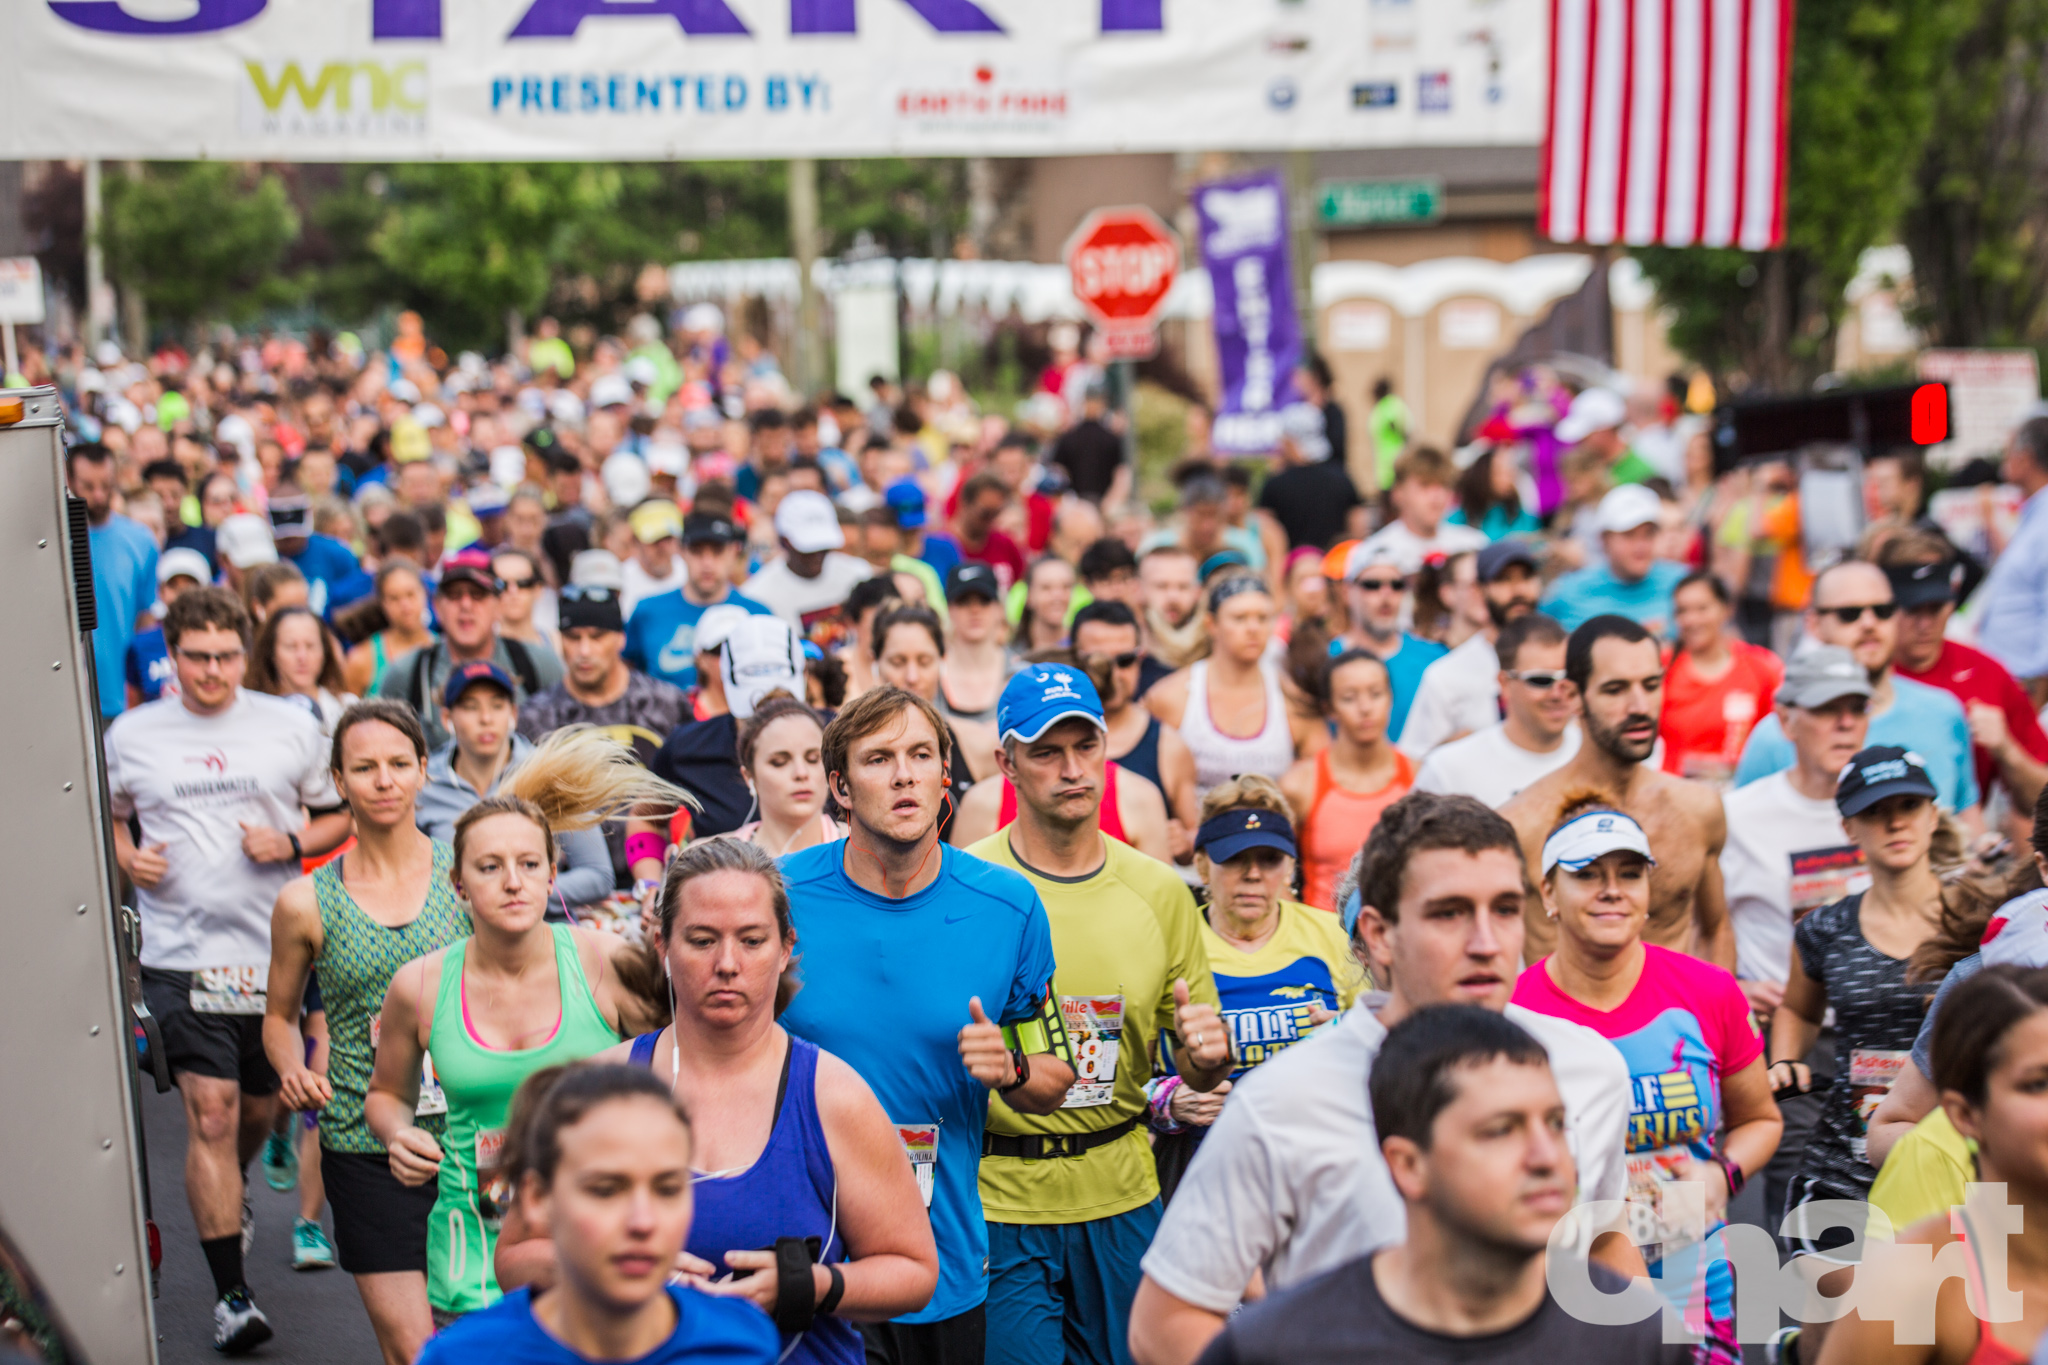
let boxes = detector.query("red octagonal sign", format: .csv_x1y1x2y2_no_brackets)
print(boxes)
1064,206,1182,331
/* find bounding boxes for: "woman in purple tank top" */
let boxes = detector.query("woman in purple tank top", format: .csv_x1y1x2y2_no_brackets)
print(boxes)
494,839,937,1365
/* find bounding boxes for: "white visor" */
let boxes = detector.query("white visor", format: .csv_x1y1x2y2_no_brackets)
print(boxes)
1540,809,1657,877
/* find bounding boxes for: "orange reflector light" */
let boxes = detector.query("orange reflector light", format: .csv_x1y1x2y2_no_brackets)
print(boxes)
0,397,23,425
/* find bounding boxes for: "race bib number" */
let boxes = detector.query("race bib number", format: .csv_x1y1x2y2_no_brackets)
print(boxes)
190,966,268,1015
476,1127,510,1226
1624,1146,1708,1264
1848,1048,1909,1164
1059,995,1125,1109
896,1124,937,1209
1789,845,1871,921
369,1017,446,1116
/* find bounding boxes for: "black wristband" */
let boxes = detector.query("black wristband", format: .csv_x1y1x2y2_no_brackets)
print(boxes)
287,832,304,862
817,1264,845,1317
998,1047,1032,1095
770,1237,818,1334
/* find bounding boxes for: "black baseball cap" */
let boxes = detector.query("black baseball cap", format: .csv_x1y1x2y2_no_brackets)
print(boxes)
1886,560,1959,610
1835,745,1940,818
1478,539,1539,583
946,562,1001,604
558,584,625,633
682,512,744,546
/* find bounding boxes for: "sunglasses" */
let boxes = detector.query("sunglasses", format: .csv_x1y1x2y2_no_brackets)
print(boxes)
177,647,245,668
1508,670,1567,689
497,575,538,590
561,585,616,603
1817,602,1897,624
1354,577,1407,593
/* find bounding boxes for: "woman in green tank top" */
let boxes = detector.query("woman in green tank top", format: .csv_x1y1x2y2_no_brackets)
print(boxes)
366,728,682,1320
263,699,469,1365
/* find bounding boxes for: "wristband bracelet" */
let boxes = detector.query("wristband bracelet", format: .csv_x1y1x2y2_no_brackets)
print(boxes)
287,832,304,862
998,1047,1031,1095
625,832,668,868
817,1264,846,1316
1145,1076,1187,1134
1715,1152,1745,1198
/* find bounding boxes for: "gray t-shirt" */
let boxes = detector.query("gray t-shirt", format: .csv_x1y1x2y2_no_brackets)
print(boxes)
1910,951,1983,1082
1193,1255,1687,1365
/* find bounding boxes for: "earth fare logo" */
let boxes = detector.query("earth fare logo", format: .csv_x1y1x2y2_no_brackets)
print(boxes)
240,59,428,137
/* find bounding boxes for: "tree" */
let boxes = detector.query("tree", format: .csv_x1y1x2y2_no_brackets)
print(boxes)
1632,0,1972,391
1901,0,2048,347
101,161,300,332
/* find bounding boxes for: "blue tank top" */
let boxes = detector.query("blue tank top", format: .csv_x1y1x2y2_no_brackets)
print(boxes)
1118,715,1165,794
628,1029,859,1365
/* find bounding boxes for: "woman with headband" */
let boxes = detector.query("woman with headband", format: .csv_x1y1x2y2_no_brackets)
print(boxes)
1511,796,1780,1364
1145,575,1326,801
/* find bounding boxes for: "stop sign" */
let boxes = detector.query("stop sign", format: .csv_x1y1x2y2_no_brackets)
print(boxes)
1064,207,1182,331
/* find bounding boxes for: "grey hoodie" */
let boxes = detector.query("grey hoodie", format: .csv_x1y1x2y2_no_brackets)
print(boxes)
417,733,614,908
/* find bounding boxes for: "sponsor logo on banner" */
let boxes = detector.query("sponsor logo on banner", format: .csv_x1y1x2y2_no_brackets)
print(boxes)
1418,69,1451,112
240,59,427,137
1352,81,1398,108
885,64,1071,135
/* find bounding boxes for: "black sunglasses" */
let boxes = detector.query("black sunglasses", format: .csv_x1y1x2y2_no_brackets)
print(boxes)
1818,603,1897,625
1354,577,1407,593
497,575,538,590
1509,669,1566,689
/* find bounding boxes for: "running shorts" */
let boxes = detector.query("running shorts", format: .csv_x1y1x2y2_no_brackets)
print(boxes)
140,967,280,1096
322,1148,438,1276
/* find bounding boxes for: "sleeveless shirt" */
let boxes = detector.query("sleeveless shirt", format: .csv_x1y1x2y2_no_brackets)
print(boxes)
1178,659,1296,799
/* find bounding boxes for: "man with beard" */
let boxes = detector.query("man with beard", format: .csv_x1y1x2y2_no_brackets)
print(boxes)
1138,546,1205,674
1501,615,1733,967
1398,541,1545,758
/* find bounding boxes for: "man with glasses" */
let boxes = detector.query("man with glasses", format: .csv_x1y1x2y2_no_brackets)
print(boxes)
1413,614,1580,809
623,510,774,693
1331,542,1445,742
1397,540,1545,758
105,587,350,1354
1072,601,1200,849
376,548,563,750
1731,560,1979,822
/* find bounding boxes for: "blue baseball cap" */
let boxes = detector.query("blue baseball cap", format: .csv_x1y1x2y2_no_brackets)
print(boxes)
997,662,1106,743
443,659,516,709
1195,807,1298,863
885,478,928,530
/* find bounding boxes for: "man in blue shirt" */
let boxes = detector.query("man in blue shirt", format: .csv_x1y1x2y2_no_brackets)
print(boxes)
622,512,772,691
1541,484,1688,636
779,687,1076,1365
1333,541,1445,740
1735,560,1980,822
269,495,371,618
1974,416,2048,684
124,547,211,708
69,443,159,719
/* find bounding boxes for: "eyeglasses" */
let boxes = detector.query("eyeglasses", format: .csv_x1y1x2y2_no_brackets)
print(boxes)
1508,670,1567,689
1353,577,1407,593
177,647,245,668
1082,650,1142,670
561,585,615,603
1817,603,1898,624
498,575,538,590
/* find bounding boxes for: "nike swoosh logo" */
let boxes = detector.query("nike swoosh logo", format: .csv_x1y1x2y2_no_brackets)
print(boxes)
655,625,697,673
945,907,976,923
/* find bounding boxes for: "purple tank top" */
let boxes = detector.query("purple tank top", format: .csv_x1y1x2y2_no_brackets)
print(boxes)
628,1029,859,1365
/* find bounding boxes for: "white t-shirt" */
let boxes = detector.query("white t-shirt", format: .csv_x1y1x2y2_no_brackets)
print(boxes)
1397,632,1501,758
106,691,338,972
1718,770,1868,985
1412,722,1583,809
1139,998,1630,1312
1355,519,1489,577
620,558,687,619
741,552,875,627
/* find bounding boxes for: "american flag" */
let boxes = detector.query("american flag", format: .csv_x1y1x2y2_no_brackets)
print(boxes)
1540,0,1794,250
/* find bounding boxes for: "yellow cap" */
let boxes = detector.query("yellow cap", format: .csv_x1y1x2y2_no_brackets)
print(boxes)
629,499,684,544
391,418,431,463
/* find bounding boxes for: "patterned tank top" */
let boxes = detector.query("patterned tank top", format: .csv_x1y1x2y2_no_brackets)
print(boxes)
313,840,470,1153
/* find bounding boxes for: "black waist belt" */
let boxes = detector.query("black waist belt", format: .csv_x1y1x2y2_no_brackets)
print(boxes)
983,1116,1138,1160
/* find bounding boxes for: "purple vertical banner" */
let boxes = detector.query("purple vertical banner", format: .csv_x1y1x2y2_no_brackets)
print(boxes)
1192,169,1301,455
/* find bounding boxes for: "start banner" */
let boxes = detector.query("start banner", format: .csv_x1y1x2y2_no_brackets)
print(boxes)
4,0,1546,161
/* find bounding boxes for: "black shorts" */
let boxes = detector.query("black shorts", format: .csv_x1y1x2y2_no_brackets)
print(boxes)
140,967,280,1096
321,1148,438,1276
860,1307,985,1365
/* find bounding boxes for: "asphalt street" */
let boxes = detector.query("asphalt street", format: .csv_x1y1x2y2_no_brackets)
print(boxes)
141,1081,383,1365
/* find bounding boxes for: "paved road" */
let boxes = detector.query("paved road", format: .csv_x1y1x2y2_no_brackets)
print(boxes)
142,1082,383,1365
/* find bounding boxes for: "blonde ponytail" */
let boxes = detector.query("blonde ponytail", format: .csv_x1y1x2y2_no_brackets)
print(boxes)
452,726,695,872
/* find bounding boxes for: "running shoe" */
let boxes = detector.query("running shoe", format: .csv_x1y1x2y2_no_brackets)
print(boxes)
260,1131,298,1192
211,1288,273,1355
1766,1326,1802,1365
291,1218,335,1272
240,1200,254,1257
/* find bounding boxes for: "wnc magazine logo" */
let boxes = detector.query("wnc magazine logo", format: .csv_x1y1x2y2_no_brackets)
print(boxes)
239,59,428,138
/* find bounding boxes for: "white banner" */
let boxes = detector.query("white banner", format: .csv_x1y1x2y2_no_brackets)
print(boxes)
3,0,1545,161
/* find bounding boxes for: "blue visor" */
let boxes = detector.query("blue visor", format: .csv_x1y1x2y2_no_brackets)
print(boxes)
1195,807,1298,863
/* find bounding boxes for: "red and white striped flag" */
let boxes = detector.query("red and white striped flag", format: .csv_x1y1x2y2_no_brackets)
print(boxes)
1541,0,1793,250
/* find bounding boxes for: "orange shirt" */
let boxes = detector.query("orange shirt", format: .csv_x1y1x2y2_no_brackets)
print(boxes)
1659,641,1784,785
1300,749,1414,910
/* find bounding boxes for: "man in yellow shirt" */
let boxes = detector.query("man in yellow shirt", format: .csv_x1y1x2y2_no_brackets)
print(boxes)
966,662,1230,1365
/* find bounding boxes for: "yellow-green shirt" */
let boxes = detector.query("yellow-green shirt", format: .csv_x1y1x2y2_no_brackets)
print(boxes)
1201,901,1365,1079
1868,1107,1974,1236
967,830,1219,1224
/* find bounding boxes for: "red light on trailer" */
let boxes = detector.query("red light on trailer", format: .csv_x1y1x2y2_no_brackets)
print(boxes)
1911,383,1948,445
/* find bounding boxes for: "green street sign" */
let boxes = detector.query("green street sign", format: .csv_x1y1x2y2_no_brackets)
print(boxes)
1316,177,1445,228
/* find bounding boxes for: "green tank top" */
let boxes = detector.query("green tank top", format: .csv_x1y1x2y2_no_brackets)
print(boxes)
312,841,470,1154
425,923,622,1316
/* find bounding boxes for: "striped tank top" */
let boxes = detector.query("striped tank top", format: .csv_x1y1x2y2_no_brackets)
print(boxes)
312,840,470,1154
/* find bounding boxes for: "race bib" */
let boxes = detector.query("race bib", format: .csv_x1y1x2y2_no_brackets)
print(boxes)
896,1124,937,1209
1059,995,1125,1109
1624,1147,1708,1264
1788,845,1871,921
190,965,267,1015
1848,1048,1909,1164
476,1127,510,1226
369,1016,446,1116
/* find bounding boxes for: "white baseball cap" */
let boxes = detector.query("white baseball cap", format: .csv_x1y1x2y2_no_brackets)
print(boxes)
569,549,626,590
489,444,529,489
694,604,753,658
1555,387,1628,445
157,546,212,587
590,374,634,409
1343,536,1420,581
721,616,804,719
1595,483,1665,535
623,355,661,388
217,513,278,570
775,489,845,554
601,452,652,510
1541,807,1657,877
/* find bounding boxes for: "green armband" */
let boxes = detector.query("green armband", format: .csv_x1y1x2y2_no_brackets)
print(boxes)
1001,987,1073,1067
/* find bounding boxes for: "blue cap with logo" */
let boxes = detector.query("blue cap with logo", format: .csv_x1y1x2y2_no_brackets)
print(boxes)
997,662,1106,744
885,478,928,530
1195,807,1299,863
443,659,517,709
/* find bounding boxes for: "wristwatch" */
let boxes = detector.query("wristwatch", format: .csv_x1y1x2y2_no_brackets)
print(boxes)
998,1046,1031,1095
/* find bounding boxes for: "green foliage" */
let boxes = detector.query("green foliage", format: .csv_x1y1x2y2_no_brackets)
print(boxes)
102,162,300,327
1632,0,1974,391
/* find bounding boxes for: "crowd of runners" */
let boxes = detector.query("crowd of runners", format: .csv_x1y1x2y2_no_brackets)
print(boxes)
35,309,2048,1364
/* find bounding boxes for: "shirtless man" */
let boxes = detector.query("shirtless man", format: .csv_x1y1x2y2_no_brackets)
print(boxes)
1501,614,1734,967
